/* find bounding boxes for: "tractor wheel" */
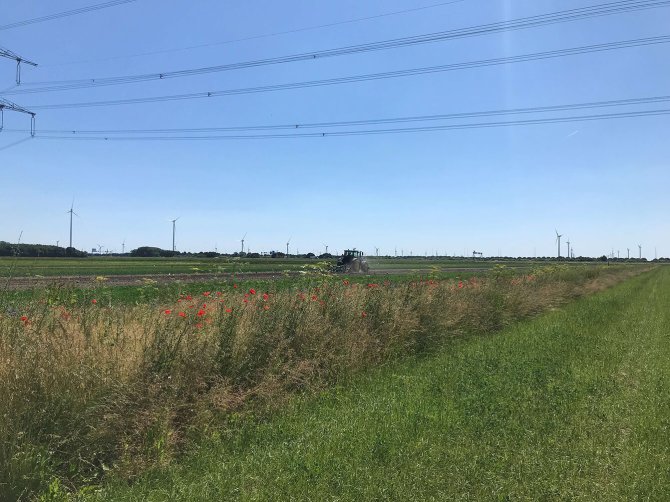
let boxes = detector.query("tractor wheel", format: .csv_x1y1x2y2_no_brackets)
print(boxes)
351,259,361,273
361,261,369,274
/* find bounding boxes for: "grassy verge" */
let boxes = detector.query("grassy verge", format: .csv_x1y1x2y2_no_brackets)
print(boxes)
0,264,648,499
92,265,670,501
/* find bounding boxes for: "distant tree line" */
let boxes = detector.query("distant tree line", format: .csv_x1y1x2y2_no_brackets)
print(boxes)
2,241,667,262
0,241,87,258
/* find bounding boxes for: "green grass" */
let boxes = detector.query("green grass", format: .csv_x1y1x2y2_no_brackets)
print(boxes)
0,270,481,307
91,266,670,501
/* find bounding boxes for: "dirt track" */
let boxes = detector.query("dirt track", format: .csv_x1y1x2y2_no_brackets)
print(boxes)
1,267,514,291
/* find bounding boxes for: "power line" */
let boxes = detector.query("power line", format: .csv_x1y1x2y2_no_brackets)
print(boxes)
0,98,36,135
30,109,670,141
0,0,139,31
11,0,670,94
6,95,669,135
42,0,469,67
25,35,670,110
0,136,32,151
0,47,38,84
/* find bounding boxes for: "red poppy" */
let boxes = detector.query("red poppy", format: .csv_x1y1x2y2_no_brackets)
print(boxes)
262,293,269,301
178,312,186,318
203,291,211,297
164,309,172,315
186,295,193,300
263,305,270,310
233,284,238,289
20,315,28,322
311,295,318,301
249,288,256,295
361,312,367,318
225,308,232,313
458,281,464,289
197,309,206,317
196,323,203,329
343,280,350,286
91,299,97,304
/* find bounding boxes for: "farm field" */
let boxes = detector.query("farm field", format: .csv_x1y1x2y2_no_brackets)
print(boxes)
91,265,670,501
0,256,536,279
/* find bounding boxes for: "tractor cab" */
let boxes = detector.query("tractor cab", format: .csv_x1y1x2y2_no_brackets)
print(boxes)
336,249,369,273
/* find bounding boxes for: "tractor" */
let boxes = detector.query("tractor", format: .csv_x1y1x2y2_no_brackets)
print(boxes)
335,249,369,274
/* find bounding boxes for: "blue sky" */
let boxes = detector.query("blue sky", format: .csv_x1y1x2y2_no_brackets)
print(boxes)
1,0,668,258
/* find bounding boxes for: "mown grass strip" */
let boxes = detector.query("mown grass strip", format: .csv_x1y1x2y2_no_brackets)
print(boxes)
92,267,670,501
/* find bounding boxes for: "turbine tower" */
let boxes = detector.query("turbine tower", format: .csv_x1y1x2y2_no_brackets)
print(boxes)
122,239,126,254
67,201,78,249
555,230,562,258
565,238,571,260
241,233,247,254
627,248,630,259
638,244,642,259
171,217,180,252
286,236,291,257
323,243,328,254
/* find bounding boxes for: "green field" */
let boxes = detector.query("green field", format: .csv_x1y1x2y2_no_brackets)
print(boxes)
0,256,309,277
91,266,670,501
0,256,538,278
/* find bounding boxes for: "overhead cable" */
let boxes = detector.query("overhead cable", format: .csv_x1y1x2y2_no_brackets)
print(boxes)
43,0,469,67
10,0,670,94
0,0,139,31
7,95,670,135
26,35,670,110
31,109,670,141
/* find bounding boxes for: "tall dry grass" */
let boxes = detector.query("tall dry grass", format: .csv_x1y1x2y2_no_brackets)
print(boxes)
0,264,646,499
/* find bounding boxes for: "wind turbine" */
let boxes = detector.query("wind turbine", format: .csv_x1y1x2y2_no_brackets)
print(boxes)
627,248,630,260
323,243,328,254
555,230,562,258
375,246,379,257
565,237,571,260
67,200,78,249
170,217,180,252
286,236,291,257
241,233,247,254
97,243,104,256
638,244,642,259
122,239,126,254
